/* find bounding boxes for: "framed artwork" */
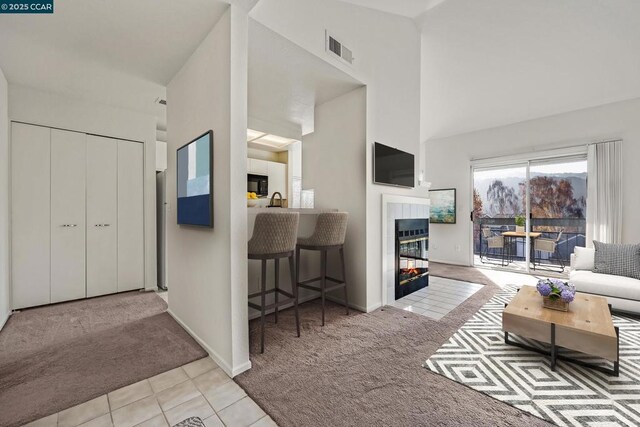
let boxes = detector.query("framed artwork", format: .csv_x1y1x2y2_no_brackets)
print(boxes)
429,188,456,224
177,130,214,227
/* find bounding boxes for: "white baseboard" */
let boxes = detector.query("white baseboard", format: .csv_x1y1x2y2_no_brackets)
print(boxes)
167,309,251,378
0,311,11,331
231,360,252,377
324,295,371,313
365,302,383,312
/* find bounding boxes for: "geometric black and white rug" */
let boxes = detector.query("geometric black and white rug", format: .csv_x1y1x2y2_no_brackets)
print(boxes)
424,286,640,426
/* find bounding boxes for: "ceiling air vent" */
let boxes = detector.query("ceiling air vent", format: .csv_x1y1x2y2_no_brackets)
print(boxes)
325,31,354,65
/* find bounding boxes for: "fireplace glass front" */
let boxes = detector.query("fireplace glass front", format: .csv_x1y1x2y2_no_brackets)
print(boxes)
395,218,429,300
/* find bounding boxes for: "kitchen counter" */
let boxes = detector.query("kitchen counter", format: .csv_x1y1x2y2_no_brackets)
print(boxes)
247,207,338,215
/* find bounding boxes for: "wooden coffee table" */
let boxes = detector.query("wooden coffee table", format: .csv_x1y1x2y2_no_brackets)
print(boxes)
502,286,619,376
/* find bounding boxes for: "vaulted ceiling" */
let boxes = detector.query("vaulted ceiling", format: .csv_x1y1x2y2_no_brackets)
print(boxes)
420,0,640,139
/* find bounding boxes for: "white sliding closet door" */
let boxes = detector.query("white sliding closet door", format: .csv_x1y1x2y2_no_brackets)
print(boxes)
50,129,86,303
11,123,51,309
118,140,144,291
87,135,118,297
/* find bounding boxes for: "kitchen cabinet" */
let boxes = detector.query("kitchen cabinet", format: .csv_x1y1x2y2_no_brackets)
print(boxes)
248,158,268,175
247,157,288,199
268,161,287,199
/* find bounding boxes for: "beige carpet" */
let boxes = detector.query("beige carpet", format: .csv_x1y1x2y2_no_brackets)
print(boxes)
0,291,207,427
429,261,497,286
236,264,553,427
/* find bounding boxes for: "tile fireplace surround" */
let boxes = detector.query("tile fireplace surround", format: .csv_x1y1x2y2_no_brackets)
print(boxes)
382,195,430,305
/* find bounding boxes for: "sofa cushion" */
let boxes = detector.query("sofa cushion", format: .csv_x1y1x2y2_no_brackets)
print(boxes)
570,270,640,301
573,246,595,270
593,241,640,280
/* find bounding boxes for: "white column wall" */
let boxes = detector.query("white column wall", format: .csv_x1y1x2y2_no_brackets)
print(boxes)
301,87,367,310
166,6,250,376
0,67,9,329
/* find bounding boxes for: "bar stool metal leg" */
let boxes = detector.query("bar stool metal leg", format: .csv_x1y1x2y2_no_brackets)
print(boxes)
274,258,279,324
248,212,300,353
260,259,267,354
320,249,327,326
340,247,349,315
289,254,300,337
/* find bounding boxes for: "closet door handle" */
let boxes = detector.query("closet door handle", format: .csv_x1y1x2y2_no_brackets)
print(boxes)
102,224,111,227
61,224,77,227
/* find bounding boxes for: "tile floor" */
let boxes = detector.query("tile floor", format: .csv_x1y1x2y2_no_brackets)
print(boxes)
391,276,484,320
24,357,276,427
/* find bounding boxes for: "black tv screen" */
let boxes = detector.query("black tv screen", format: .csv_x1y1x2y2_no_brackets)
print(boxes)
177,130,213,227
374,142,415,188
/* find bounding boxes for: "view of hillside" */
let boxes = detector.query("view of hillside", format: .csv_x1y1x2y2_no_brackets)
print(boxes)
474,163,587,220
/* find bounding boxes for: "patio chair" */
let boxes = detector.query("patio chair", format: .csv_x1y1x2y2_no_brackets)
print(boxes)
480,227,508,267
533,230,565,272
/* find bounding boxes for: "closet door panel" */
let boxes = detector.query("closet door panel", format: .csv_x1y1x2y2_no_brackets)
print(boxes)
118,141,144,291
86,136,118,297
11,123,51,309
50,129,86,303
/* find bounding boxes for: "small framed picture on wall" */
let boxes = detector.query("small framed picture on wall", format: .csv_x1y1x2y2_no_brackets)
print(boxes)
429,188,456,224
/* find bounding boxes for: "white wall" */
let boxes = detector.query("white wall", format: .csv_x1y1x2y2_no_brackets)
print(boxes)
420,0,640,140
8,84,158,291
302,87,367,309
251,0,428,311
425,97,640,265
0,67,9,329
156,141,167,171
166,6,250,376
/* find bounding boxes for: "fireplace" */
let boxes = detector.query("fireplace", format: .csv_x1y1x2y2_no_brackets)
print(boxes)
395,218,429,300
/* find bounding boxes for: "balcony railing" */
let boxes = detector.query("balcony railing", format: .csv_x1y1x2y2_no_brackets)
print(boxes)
474,217,586,267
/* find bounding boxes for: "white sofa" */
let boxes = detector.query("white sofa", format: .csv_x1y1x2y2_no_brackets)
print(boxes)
570,247,640,314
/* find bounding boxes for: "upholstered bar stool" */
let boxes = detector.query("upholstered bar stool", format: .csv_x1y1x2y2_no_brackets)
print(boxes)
296,212,349,326
248,212,300,353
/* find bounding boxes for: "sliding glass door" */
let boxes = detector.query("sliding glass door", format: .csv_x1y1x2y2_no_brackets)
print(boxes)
473,165,529,272
528,158,587,273
472,155,587,275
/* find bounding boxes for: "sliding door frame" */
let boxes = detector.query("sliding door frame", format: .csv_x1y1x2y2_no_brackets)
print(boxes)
469,146,588,271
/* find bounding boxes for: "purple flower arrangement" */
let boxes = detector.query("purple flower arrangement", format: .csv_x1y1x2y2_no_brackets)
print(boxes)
536,278,576,303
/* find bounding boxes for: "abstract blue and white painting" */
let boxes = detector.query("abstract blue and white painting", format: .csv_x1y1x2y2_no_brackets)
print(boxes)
177,131,213,227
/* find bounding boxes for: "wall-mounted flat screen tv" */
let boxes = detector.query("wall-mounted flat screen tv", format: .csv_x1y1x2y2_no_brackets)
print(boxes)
374,142,415,188
177,130,213,227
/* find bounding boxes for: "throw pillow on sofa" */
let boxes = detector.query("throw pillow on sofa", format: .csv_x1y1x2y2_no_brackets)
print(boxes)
573,246,595,270
593,241,640,280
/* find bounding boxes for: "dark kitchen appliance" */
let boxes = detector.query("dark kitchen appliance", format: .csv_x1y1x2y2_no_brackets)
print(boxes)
248,174,269,197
